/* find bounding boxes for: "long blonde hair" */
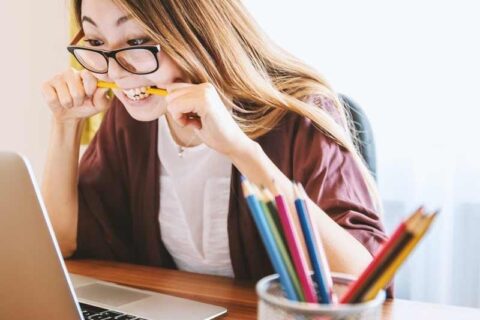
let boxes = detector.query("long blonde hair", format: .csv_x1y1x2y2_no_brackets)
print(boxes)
73,0,381,211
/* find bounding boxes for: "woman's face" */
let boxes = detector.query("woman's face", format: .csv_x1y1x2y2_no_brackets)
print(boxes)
81,0,188,121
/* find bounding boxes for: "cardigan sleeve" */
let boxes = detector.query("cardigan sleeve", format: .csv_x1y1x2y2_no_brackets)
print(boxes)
291,104,388,257
72,100,134,261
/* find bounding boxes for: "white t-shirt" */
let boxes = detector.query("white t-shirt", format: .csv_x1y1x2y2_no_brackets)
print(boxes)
157,115,234,277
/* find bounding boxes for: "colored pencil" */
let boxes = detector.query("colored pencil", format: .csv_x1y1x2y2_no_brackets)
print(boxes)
269,183,318,303
254,186,305,301
361,211,438,301
340,208,424,304
297,183,337,303
240,178,299,301
97,80,168,96
292,183,332,304
242,176,438,306
261,188,286,244
349,209,424,303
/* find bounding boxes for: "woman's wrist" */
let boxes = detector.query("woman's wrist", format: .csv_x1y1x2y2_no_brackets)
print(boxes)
227,136,283,189
52,116,84,128
227,134,259,163
50,118,85,147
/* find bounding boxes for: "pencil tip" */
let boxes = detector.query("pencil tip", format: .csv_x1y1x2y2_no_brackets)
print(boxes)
240,178,252,196
270,179,280,195
430,210,440,220
292,182,300,198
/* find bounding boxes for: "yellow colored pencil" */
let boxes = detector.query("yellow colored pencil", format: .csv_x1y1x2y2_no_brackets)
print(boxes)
361,211,438,301
97,80,168,96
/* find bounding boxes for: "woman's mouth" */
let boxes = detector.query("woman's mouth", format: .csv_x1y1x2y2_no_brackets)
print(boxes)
121,86,158,101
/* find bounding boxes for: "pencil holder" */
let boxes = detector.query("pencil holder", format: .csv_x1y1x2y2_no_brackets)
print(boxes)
256,273,386,320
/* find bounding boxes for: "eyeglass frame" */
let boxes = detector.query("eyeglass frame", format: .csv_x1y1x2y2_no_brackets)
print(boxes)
67,29,161,75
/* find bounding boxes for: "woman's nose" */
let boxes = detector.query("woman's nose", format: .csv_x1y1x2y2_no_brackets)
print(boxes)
107,58,130,81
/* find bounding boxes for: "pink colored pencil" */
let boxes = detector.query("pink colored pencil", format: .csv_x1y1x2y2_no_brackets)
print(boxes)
271,182,318,303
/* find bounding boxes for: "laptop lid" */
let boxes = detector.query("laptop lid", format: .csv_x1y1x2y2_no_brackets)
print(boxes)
0,152,228,319
0,152,83,319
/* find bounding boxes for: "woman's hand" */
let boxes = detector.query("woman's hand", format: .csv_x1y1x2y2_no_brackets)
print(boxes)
41,68,111,124
165,82,253,157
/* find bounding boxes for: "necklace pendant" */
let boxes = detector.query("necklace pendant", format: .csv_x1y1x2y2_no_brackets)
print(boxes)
178,147,184,158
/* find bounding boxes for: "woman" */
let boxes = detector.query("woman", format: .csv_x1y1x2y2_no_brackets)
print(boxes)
41,0,387,281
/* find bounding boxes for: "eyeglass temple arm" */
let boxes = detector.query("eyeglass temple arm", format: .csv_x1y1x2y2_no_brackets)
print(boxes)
70,29,85,46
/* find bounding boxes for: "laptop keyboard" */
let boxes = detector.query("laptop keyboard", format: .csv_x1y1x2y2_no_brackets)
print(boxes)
80,302,147,320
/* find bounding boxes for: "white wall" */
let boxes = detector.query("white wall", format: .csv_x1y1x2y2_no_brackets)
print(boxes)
0,0,69,179
243,0,480,193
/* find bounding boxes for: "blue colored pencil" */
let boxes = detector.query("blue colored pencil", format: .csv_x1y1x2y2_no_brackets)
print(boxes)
293,183,332,304
298,183,336,303
240,177,299,301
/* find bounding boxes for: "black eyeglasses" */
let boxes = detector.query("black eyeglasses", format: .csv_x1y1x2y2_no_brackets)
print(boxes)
67,45,161,75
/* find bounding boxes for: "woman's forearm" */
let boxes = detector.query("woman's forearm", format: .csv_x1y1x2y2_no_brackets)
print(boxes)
42,119,84,258
228,139,372,276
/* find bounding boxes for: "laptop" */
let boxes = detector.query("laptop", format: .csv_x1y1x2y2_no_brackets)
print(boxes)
0,151,227,319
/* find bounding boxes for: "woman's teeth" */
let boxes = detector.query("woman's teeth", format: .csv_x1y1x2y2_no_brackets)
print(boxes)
122,87,151,101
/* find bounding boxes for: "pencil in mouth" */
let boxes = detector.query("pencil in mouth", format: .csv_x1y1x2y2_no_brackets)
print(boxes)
97,81,168,99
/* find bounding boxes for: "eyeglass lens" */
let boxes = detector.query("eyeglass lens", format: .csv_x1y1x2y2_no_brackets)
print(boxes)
74,48,158,74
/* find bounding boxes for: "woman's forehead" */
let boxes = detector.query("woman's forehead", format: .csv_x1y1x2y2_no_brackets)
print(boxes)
81,0,136,31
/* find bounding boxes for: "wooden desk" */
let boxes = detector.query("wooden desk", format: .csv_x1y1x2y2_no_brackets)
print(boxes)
66,260,480,320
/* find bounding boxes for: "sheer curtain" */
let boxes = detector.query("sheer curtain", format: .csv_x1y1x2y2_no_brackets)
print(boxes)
245,0,480,307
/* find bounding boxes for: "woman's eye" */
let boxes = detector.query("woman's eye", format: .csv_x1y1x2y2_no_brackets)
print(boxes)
84,39,104,47
127,38,150,46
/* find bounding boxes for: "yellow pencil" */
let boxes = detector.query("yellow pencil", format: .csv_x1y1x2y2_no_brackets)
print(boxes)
97,81,168,96
361,211,438,301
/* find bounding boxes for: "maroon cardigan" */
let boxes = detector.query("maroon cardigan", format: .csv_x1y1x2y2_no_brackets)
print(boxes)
74,97,388,284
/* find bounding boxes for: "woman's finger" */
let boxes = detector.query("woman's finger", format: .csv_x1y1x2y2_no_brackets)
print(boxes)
92,88,111,111
41,82,62,111
165,82,193,92
167,93,202,117
165,87,193,103
167,95,204,127
52,78,74,109
165,83,194,99
173,112,202,129
80,69,98,98
64,70,86,107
